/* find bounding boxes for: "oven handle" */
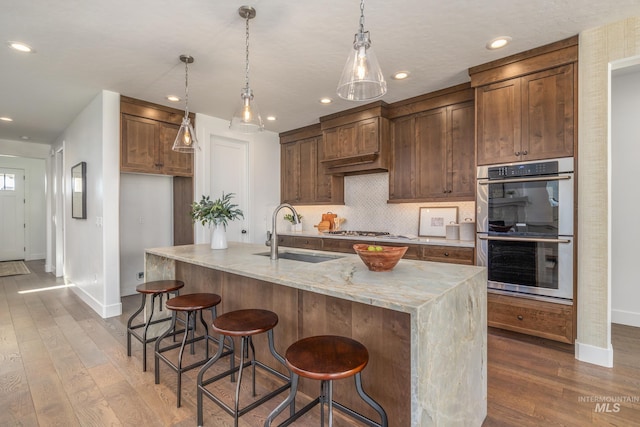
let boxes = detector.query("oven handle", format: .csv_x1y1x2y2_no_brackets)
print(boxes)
478,235,571,244
477,175,572,185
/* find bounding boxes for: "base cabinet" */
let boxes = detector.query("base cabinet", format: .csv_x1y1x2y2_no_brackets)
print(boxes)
488,293,574,344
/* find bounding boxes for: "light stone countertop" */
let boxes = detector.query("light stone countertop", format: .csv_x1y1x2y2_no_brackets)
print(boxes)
146,242,483,315
279,230,476,248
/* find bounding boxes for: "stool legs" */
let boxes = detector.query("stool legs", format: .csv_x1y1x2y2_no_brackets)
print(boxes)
264,371,388,427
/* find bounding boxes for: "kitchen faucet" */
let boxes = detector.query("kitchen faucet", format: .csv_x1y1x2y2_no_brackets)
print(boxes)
266,203,300,260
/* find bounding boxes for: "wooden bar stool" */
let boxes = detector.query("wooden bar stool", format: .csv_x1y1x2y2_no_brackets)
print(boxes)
155,293,233,407
197,309,292,427
265,335,388,427
126,280,184,371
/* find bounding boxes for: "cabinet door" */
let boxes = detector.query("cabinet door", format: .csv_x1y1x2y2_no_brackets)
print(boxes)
298,138,317,202
160,122,193,177
281,142,300,203
389,116,416,200
415,108,447,199
321,127,340,160
521,64,574,160
448,102,475,198
314,136,333,202
121,114,161,173
338,122,359,158
358,118,379,154
476,79,522,165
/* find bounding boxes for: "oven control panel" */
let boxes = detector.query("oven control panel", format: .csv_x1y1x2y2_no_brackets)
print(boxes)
488,161,558,179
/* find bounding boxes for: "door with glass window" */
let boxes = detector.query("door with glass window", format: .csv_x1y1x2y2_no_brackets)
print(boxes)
0,168,25,261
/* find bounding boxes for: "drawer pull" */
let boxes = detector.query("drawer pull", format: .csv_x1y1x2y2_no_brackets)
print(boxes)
444,252,449,256
517,315,523,321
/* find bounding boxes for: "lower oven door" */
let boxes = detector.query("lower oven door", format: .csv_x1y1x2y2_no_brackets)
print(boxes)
477,234,573,301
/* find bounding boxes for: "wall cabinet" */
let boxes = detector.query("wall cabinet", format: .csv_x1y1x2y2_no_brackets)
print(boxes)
120,96,193,177
470,37,578,166
280,124,344,205
319,102,390,175
389,100,475,202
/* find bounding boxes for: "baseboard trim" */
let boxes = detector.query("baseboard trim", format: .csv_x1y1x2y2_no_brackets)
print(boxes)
575,341,613,367
611,309,640,328
70,286,122,319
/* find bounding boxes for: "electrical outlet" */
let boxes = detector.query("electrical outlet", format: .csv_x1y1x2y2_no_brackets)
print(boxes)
137,272,144,280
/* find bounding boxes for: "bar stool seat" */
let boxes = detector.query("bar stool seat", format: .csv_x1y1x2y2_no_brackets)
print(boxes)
155,293,232,407
126,280,184,371
197,309,292,427
265,335,388,427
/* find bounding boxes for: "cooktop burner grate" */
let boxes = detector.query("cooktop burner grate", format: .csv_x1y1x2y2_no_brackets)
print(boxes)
325,230,390,237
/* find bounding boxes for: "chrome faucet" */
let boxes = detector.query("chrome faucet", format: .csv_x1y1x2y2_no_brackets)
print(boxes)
268,203,300,260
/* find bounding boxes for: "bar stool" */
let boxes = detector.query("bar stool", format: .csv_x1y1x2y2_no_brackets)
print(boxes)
264,335,388,427
197,309,292,427
155,293,233,407
126,280,184,371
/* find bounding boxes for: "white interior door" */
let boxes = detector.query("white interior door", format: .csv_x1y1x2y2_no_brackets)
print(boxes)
211,138,249,243
0,168,25,261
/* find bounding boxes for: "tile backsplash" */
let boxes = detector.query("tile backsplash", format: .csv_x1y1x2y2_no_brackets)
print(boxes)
289,172,475,236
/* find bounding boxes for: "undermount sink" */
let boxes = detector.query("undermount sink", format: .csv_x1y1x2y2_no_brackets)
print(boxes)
255,251,343,263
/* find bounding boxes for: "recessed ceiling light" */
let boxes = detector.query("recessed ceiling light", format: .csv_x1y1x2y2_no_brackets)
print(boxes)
0,117,13,122
392,71,410,80
20,136,30,140
166,95,180,102
266,116,277,121
319,97,333,104
7,41,34,53
486,36,512,50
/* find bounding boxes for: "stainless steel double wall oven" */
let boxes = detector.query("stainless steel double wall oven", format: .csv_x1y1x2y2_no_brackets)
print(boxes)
476,157,574,302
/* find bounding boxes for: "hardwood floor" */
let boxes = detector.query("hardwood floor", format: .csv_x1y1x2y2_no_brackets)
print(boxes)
1,260,639,426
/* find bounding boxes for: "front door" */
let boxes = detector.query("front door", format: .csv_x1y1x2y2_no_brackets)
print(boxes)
0,168,25,261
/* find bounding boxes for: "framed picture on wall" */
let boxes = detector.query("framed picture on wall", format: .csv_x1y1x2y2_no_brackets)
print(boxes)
71,162,86,219
418,207,457,237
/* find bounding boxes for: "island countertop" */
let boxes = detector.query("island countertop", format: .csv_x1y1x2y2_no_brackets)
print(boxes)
145,242,487,426
146,242,484,315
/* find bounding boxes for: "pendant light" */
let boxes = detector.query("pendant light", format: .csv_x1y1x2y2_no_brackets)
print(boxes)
230,6,264,133
336,0,387,101
172,55,199,152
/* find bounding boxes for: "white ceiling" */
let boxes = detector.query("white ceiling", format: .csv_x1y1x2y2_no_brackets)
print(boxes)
1,1,640,145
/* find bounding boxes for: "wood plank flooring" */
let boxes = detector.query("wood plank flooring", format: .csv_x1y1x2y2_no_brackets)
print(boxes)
1,260,639,426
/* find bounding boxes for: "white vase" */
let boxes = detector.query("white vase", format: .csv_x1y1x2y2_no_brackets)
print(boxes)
211,224,228,250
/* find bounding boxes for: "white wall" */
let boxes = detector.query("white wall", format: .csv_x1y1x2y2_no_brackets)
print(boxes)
611,67,640,327
194,114,281,245
0,152,47,260
119,173,173,296
51,90,121,318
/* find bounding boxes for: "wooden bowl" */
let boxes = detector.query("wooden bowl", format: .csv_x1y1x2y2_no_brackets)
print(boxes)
353,244,408,272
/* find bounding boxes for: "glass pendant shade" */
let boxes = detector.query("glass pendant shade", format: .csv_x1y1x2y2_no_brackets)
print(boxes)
230,87,263,132
172,54,199,152
337,31,387,101
172,116,198,152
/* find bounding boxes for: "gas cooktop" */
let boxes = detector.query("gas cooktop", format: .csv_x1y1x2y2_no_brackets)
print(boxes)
324,230,390,237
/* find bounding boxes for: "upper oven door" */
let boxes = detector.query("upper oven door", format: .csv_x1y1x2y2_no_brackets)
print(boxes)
477,170,574,237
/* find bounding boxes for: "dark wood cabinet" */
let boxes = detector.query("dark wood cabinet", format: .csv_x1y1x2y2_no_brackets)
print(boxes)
280,124,344,205
319,102,390,175
120,96,193,177
471,37,577,166
389,98,475,202
488,293,574,343
421,245,475,265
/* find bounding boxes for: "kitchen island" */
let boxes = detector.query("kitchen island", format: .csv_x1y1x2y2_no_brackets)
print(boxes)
145,242,487,426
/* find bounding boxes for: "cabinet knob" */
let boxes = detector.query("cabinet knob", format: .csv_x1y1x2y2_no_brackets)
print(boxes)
241,229,247,234
447,190,452,193
443,189,447,193
517,315,524,321
515,151,521,156
522,150,528,156
444,252,449,257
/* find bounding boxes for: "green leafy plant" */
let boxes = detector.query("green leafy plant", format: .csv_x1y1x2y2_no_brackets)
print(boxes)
190,193,244,229
283,213,302,224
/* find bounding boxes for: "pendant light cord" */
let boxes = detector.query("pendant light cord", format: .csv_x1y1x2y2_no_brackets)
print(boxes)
244,12,251,90
183,59,190,118
359,0,365,34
